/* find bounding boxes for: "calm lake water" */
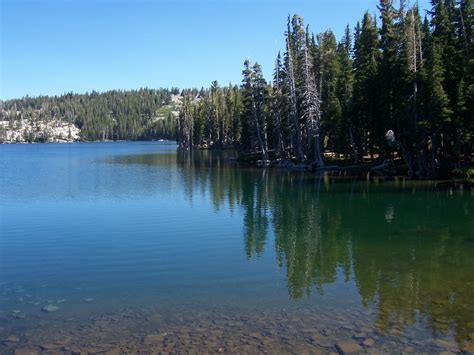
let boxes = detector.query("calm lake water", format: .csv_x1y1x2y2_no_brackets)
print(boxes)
1,141,473,353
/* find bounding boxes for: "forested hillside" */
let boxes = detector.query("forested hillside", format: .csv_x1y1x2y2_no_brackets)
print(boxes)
2,0,472,178
0,88,178,142
177,0,473,178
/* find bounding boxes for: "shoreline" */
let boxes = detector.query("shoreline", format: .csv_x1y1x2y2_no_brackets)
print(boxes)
2,140,472,182
1,302,471,354
0,139,172,145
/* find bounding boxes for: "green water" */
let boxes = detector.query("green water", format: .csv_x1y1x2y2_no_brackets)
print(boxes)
0,142,473,353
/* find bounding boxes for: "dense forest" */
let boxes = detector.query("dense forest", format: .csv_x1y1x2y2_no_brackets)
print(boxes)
0,88,178,141
1,0,472,178
177,0,473,178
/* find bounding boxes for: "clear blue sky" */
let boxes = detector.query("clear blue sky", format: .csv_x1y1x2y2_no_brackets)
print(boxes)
0,0,431,100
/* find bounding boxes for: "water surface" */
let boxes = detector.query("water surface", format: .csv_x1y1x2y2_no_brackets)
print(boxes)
1,142,473,353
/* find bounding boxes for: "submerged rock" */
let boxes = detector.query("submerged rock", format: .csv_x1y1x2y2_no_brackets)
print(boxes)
362,338,375,347
335,340,363,354
12,311,26,319
461,341,474,352
39,344,61,350
41,304,60,312
4,335,20,343
353,331,366,340
14,349,38,355
142,333,165,344
434,339,460,352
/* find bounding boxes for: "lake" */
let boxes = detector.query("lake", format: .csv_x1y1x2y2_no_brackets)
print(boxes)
0,141,473,353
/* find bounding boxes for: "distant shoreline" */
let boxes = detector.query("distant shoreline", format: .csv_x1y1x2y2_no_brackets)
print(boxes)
2,140,472,182
0,139,174,145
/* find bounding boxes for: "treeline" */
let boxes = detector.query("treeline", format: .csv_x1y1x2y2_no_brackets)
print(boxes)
177,83,243,149
0,88,179,141
178,0,474,178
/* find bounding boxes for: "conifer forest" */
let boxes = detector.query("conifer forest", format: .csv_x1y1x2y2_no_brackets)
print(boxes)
2,0,473,178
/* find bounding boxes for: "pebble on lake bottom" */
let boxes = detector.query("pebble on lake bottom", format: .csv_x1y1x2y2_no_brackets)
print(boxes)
12,313,26,319
13,349,38,355
41,304,60,313
363,338,375,347
0,304,469,354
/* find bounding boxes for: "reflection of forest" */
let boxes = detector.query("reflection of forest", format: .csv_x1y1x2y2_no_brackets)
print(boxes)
177,151,474,346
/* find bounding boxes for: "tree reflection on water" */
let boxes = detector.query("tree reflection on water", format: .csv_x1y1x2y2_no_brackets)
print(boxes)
175,150,474,346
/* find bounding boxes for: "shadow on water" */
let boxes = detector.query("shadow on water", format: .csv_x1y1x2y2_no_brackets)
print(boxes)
155,150,474,347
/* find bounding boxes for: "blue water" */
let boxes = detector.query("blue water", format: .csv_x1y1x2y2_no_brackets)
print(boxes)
1,142,287,308
0,142,473,352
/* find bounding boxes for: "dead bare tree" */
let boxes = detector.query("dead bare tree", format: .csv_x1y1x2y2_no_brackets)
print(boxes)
301,38,324,168
285,35,305,163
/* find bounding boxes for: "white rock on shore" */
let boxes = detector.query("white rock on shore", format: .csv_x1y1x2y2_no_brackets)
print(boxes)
0,119,80,143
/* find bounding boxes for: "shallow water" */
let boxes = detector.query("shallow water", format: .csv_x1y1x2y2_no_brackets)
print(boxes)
0,142,473,354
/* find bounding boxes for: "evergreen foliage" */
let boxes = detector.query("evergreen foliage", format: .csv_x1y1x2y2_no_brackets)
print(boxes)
176,1,472,178
2,0,472,177
0,89,177,141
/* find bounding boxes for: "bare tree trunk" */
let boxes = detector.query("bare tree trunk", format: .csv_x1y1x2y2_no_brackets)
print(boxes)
464,142,471,164
302,42,324,167
315,132,324,168
274,57,286,159
399,140,414,177
348,126,359,163
287,37,305,163
251,94,268,162
276,106,285,158
459,4,470,56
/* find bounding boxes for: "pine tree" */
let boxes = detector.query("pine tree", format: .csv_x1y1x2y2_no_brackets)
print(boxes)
315,30,341,155
430,0,462,157
456,0,474,162
378,0,399,131
241,59,269,161
352,12,381,160
252,63,270,161
421,24,453,172
336,25,356,159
